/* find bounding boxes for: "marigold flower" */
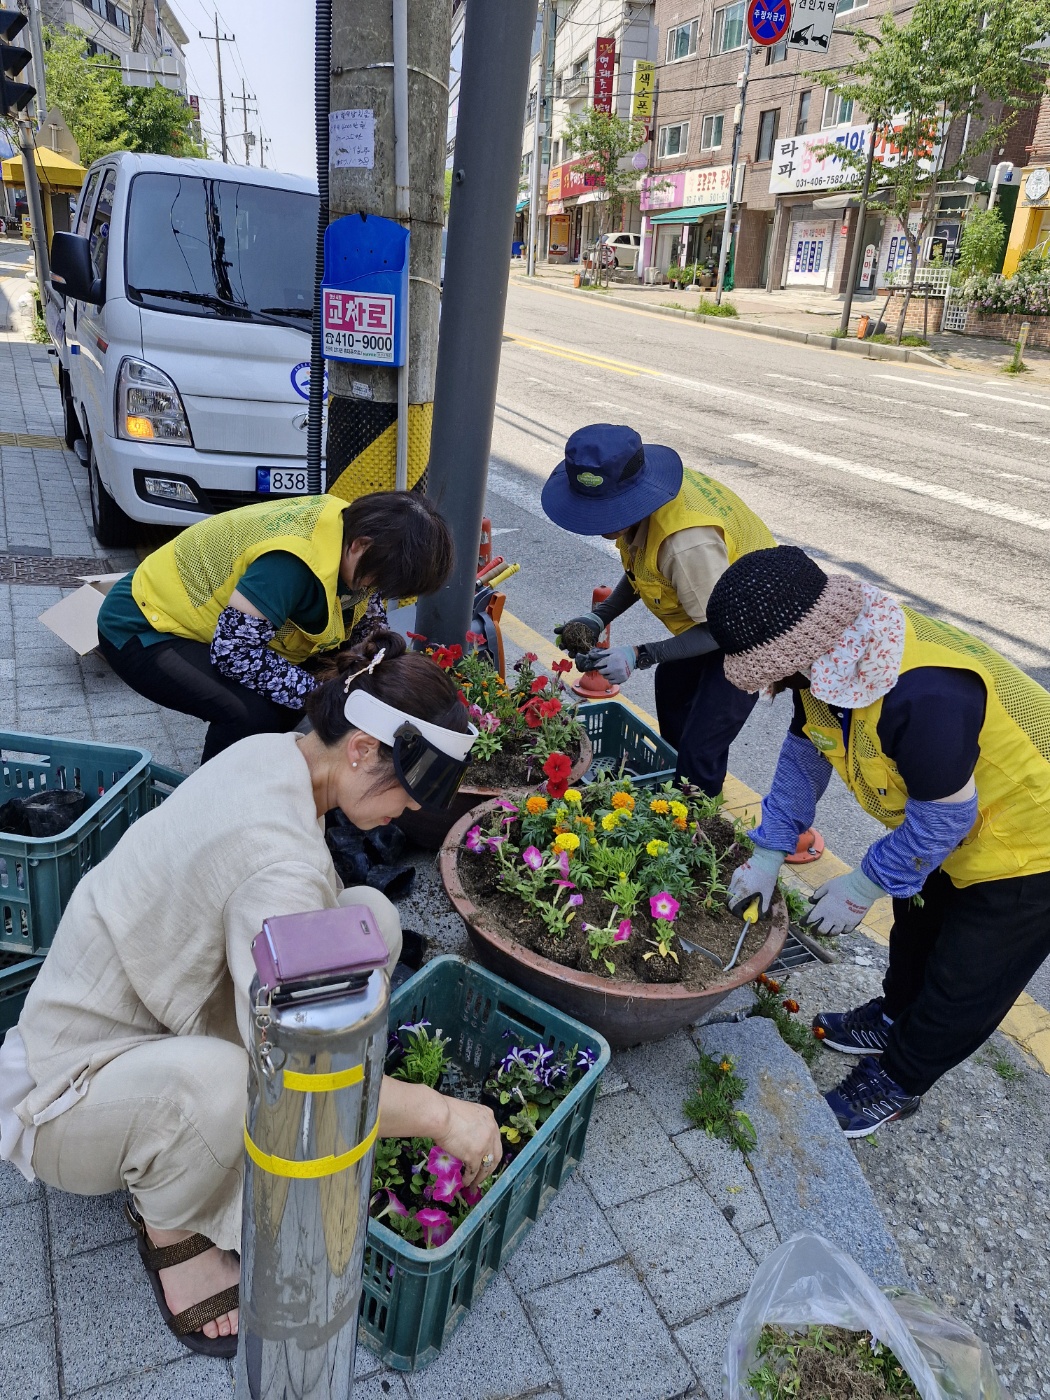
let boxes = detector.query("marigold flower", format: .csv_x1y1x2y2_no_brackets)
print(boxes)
525,795,548,815
649,799,670,814
669,801,689,820
563,788,582,805
553,832,580,853
611,791,635,811
579,815,595,831
674,817,688,831
813,1025,826,1040
646,839,669,857
782,998,800,1014
766,978,781,994
601,812,621,832
553,823,569,835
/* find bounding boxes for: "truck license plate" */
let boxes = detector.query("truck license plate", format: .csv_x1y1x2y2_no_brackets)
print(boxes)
257,467,308,494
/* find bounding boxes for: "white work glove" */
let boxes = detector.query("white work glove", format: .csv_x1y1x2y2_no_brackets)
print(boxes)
579,645,636,685
727,845,787,918
803,868,884,937
554,612,603,649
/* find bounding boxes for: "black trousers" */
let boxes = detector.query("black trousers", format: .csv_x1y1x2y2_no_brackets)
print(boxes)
98,634,302,763
881,866,1050,1097
653,650,758,798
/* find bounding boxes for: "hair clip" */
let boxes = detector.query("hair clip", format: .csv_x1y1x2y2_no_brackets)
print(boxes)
343,647,387,693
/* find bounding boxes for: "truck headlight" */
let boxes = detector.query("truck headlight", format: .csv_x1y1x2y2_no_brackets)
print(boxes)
116,358,193,446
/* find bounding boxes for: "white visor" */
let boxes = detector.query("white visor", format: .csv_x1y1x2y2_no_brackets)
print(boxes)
343,690,477,761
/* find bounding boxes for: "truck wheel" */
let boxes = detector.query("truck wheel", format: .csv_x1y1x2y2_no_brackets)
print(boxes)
61,371,82,452
88,443,138,549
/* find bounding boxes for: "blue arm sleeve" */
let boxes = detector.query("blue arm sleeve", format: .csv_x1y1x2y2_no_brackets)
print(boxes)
860,793,979,898
210,607,319,711
751,731,833,853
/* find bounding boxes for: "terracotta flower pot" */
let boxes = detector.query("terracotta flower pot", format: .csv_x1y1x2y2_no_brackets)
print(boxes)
396,734,593,851
438,798,788,1049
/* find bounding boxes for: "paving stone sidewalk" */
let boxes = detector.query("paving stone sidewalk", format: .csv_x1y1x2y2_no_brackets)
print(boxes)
1,331,908,1399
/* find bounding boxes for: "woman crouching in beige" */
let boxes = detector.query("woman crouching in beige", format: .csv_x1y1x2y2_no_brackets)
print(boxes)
0,632,501,1357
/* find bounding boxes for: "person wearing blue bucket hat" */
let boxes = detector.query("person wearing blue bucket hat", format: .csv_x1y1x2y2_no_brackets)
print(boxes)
543,423,776,797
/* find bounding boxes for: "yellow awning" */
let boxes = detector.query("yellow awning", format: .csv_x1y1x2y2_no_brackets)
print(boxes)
1,147,88,193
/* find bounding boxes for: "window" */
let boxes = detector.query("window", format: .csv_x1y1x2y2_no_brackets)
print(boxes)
521,152,531,179
666,19,700,61
712,2,745,53
756,109,780,162
796,90,811,135
106,1,131,33
835,0,868,12
81,0,105,15
88,168,117,283
764,37,787,64
700,114,724,150
525,88,537,122
658,122,690,158
551,139,560,167
821,90,854,128
75,169,101,236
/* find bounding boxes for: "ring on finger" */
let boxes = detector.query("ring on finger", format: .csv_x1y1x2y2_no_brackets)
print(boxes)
481,1152,494,1166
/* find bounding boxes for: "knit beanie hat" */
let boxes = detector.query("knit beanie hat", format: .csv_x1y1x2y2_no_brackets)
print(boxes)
707,546,865,693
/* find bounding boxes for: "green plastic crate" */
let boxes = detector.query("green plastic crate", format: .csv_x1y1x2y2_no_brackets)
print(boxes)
0,952,43,1040
578,698,677,787
359,955,610,1371
1,733,155,956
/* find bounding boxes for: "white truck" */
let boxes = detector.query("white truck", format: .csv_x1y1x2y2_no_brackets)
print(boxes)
47,153,322,547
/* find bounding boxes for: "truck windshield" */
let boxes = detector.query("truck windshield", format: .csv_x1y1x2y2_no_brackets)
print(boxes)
125,172,318,331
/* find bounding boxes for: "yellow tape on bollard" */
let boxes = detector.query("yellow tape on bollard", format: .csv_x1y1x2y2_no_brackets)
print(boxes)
243,1118,380,1179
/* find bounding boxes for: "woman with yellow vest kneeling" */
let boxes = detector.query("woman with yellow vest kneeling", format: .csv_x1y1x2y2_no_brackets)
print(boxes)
708,546,1050,1137
96,490,453,762
543,423,775,797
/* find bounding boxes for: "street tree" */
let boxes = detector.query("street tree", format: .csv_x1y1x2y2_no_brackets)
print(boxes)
816,0,1050,341
562,107,645,285
955,206,1007,278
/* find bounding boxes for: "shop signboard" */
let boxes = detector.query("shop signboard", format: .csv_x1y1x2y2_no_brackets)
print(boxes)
632,59,654,138
683,164,734,204
860,242,878,288
787,0,835,53
786,220,833,284
321,214,408,365
770,118,942,195
594,36,616,113
548,157,604,202
641,170,685,211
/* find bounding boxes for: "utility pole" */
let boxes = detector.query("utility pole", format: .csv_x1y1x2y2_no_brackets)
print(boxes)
237,78,257,166
199,13,234,162
526,0,553,276
325,0,451,502
414,0,536,647
715,35,753,305
25,0,46,121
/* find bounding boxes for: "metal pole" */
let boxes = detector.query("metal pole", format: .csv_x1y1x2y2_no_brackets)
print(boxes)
25,0,47,122
527,0,552,277
838,122,878,336
715,36,752,305
414,0,536,647
18,118,50,291
392,0,410,490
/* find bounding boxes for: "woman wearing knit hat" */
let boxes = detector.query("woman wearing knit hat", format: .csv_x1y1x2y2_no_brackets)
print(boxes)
707,545,1050,1137
543,423,776,797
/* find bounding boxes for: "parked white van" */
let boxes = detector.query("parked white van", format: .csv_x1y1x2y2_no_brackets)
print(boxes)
48,153,320,546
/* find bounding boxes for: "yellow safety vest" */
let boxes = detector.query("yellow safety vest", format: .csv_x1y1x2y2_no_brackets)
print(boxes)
800,608,1050,886
133,495,366,663
617,469,775,635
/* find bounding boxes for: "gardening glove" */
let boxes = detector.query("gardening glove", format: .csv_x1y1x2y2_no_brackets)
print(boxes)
728,845,787,918
578,645,636,685
803,867,885,937
554,612,603,650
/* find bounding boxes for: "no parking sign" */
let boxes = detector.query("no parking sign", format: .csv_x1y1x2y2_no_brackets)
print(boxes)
747,0,792,44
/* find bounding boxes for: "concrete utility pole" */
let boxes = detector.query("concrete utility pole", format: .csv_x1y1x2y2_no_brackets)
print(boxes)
17,118,49,288
25,0,47,122
199,13,234,162
526,0,553,276
325,0,451,501
414,0,536,647
237,79,257,166
715,35,753,305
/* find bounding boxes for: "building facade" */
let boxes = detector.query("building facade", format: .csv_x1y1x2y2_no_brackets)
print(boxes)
646,0,1040,289
1002,79,1050,276
42,0,189,95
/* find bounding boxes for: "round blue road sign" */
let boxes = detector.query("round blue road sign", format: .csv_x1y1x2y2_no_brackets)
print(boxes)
747,0,791,44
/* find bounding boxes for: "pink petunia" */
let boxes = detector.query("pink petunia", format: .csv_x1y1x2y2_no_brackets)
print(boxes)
429,1169,464,1204
460,1184,484,1207
557,849,571,881
650,893,680,922
615,918,632,942
522,846,544,871
384,1190,408,1217
415,1207,455,1247
465,825,485,853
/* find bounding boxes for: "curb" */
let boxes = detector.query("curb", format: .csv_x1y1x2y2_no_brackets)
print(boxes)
510,276,946,369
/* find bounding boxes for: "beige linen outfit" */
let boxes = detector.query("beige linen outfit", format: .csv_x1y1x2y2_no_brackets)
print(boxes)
618,522,729,624
0,731,401,1252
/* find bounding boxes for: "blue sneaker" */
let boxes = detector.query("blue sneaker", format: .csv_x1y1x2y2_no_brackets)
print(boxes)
813,998,892,1055
825,1056,920,1137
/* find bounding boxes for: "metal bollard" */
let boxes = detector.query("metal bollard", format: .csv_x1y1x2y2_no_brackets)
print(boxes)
235,921,389,1400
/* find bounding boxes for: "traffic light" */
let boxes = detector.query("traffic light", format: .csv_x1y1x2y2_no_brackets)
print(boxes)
0,8,35,119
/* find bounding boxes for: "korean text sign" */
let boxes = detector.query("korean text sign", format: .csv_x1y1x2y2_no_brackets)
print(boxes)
594,37,615,113
321,214,408,366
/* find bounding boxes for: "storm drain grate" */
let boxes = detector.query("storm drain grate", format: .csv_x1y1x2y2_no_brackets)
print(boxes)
0,554,116,587
769,929,821,973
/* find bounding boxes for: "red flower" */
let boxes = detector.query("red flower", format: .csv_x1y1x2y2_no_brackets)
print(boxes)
523,701,543,729
456,690,469,707
538,697,562,719
547,777,569,800
465,630,486,645
530,676,550,695
522,651,538,663
551,658,572,674
406,631,428,643
543,753,572,783
432,643,464,670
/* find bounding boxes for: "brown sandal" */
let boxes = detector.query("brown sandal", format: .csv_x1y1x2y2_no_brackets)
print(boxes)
125,1198,239,1358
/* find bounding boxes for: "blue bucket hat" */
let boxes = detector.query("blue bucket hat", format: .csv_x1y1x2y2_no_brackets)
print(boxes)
540,424,684,536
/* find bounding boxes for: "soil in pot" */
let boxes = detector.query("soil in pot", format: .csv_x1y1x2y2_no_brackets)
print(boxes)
461,733,583,792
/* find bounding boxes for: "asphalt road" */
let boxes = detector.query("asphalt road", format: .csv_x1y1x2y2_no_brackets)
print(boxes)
485,277,1050,1004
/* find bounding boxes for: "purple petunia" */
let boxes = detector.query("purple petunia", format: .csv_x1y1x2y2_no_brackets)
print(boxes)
522,846,544,871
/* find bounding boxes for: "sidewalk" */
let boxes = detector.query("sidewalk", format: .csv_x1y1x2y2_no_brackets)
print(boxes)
513,261,1050,384
0,330,908,1399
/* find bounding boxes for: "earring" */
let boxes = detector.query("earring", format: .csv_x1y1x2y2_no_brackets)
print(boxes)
352,761,358,768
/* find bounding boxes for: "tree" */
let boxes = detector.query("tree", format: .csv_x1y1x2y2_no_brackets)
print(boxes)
816,0,1050,341
562,107,645,285
43,24,202,165
955,207,1006,278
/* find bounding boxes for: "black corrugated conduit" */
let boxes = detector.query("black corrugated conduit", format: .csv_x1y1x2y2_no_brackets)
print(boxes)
307,0,332,493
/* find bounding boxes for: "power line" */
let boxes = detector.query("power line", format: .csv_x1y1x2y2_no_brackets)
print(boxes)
198,11,234,161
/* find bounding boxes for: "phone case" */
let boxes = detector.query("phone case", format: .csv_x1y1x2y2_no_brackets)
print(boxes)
251,904,390,1002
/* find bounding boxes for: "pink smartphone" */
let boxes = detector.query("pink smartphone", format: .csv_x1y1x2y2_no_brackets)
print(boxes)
251,904,390,1005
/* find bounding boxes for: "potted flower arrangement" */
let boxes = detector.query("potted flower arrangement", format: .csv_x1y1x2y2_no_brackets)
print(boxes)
439,775,788,1047
397,638,592,848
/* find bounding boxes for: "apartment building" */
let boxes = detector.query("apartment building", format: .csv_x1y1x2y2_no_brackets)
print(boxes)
42,0,189,94
646,0,1039,290
520,0,657,263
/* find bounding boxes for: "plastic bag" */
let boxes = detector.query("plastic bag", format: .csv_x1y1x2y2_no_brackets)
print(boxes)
725,1231,1003,1400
